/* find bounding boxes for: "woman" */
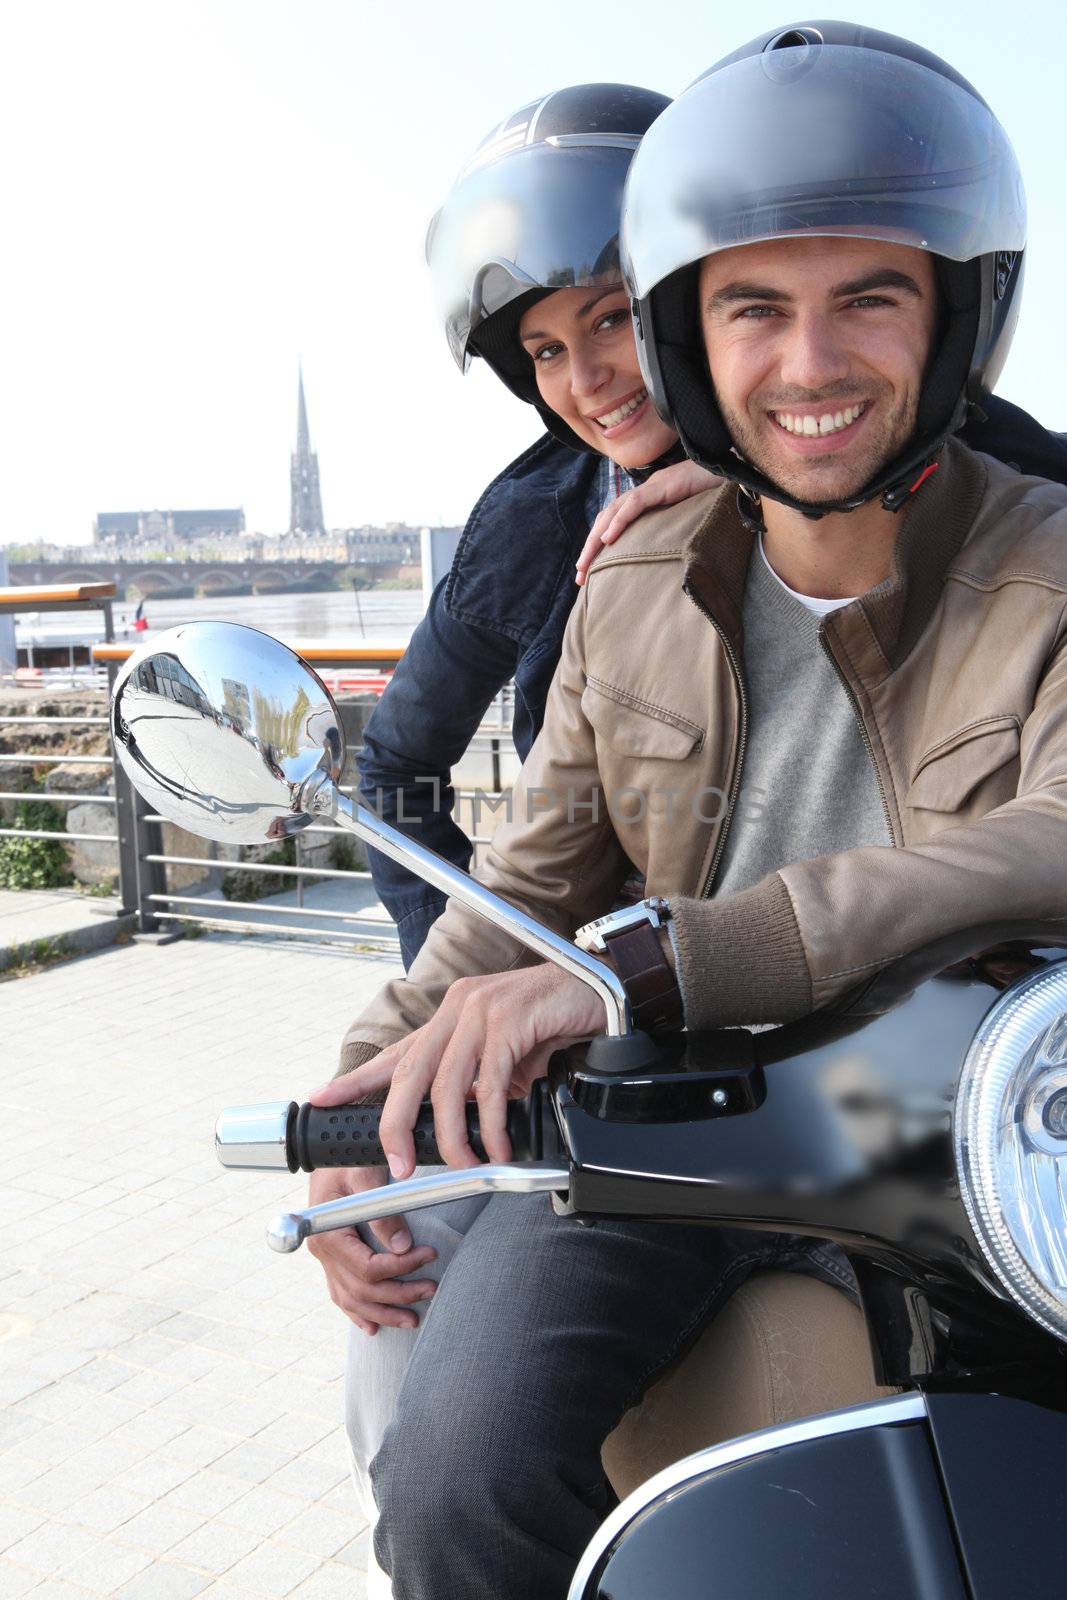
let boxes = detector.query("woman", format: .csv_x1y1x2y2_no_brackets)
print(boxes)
309,82,714,1595
355,80,709,972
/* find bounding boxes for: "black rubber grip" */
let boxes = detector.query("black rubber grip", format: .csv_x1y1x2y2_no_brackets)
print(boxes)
289,1095,544,1171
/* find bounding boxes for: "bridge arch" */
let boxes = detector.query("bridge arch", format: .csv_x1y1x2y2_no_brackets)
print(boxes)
128,569,182,596
53,567,110,587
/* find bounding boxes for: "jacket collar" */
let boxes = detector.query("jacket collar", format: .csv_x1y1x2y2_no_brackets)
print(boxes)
683,438,989,679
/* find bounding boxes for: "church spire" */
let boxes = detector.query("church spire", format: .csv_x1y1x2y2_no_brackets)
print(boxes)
289,365,325,536
296,366,310,455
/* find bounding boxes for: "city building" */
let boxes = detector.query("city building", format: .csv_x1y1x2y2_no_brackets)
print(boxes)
93,508,246,547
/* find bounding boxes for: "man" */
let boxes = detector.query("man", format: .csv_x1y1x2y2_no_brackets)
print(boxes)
313,24,1067,1600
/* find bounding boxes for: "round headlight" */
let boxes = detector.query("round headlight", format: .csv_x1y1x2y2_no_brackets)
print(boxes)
954,960,1067,1341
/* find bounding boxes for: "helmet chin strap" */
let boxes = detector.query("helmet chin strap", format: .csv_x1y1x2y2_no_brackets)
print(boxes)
710,413,962,530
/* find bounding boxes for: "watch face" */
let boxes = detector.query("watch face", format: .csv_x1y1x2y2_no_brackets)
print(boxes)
575,898,671,955
575,920,609,953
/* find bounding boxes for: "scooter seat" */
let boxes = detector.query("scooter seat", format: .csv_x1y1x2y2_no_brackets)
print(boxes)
602,1270,894,1499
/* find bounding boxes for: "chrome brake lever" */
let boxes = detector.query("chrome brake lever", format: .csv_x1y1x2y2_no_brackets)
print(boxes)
267,1163,570,1253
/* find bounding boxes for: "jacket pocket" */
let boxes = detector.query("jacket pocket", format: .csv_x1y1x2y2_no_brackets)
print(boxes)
581,679,704,760
906,715,1021,813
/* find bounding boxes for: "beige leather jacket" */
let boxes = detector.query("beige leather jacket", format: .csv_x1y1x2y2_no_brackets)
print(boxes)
342,439,1067,1064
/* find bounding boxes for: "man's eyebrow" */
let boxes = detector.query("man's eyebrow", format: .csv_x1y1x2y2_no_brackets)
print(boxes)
704,268,925,314
520,286,621,343
705,281,790,312
832,269,924,299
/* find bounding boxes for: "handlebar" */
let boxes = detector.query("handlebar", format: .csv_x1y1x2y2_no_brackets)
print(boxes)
215,1089,567,1252
215,1086,558,1174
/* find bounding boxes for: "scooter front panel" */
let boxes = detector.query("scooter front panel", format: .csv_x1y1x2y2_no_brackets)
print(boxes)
570,1396,965,1600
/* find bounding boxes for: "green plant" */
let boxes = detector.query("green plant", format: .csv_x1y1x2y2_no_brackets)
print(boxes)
0,801,73,890
330,836,360,873
0,935,74,980
220,837,297,901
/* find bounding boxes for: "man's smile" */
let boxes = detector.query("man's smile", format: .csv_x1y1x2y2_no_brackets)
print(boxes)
766,401,873,455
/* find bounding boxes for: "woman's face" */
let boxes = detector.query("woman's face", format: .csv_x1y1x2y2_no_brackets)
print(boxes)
518,286,678,470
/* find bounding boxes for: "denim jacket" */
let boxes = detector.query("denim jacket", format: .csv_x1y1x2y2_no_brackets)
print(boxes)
358,434,599,966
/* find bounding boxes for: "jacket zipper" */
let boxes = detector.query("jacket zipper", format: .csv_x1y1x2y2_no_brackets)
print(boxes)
817,628,897,846
683,581,749,897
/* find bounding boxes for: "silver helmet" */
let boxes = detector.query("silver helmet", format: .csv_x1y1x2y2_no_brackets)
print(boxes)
621,23,1026,514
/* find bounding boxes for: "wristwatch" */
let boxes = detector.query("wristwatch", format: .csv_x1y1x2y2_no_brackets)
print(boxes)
575,897,684,1034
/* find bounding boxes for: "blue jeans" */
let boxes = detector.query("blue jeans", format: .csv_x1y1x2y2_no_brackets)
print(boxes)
370,1192,853,1600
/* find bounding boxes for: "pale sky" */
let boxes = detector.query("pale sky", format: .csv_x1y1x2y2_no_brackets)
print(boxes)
2,0,1064,545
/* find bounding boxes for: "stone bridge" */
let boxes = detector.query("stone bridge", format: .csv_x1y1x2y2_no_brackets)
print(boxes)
7,558,407,599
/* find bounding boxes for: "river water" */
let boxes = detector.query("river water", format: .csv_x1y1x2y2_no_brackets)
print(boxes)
18,587,427,650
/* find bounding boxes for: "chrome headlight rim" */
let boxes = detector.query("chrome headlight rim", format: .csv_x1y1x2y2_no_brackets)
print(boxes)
954,959,1067,1344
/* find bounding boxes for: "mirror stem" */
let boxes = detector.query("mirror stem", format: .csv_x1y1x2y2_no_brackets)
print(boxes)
330,790,632,1038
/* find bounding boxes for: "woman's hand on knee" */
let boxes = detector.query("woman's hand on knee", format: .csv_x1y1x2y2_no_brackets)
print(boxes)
306,1165,437,1336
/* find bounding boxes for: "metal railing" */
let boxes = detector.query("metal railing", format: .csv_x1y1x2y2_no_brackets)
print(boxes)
0,585,121,877
2,599,518,954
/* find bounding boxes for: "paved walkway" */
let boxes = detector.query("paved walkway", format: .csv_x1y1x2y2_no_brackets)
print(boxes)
0,891,132,972
0,880,400,974
1,931,404,1597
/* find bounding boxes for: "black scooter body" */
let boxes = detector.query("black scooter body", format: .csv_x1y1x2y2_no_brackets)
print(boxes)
557,939,1067,1598
575,1391,1067,1599
553,941,1067,1391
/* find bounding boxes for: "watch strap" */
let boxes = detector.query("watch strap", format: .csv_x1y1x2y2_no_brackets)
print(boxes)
603,922,684,1034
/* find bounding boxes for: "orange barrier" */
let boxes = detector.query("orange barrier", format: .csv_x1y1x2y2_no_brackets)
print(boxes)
0,582,116,606
93,640,405,669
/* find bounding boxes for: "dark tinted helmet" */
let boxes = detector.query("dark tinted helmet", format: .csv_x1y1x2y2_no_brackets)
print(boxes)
427,82,671,450
622,23,1026,513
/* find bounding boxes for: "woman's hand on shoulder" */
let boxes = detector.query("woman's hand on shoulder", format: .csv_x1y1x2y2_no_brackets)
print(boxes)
575,461,722,585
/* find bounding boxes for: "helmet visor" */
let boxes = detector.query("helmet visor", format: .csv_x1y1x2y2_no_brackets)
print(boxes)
623,45,1026,299
427,139,639,369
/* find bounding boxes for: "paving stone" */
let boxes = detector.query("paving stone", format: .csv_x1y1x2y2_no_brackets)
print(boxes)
167,1518,263,1577
0,1458,46,1497
29,1579,100,1597
64,1483,152,1534
0,1418,45,1455
105,1413,190,1455
249,1419,335,1459
209,1443,294,1487
223,1543,321,1599
288,1566,368,1600
162,1475,248,1521
158,1429,235,1471
0,1561,41,1597
115,1498,207,1554
112,1563,211,1599
0,1506,45,1558
3,1521,100,1577
12,1466,103,1516
215,1487,306,1540
272,1505,358,1561
261,1455,346,1505
331,1531,370,1570
59,1537,153,1593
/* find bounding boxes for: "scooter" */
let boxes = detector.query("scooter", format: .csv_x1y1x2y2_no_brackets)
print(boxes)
112,622,1067,1599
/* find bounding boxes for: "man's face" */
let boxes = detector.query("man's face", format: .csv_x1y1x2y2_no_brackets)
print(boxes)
699,236,938,506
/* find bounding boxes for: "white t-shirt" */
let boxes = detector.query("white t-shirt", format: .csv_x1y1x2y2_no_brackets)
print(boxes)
758,535,857,618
